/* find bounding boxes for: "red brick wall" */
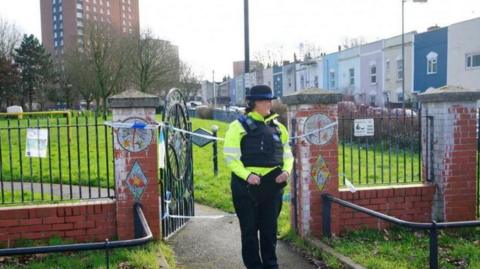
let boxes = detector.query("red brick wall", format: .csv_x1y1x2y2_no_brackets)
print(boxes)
0,201,116,248
337,185,435,233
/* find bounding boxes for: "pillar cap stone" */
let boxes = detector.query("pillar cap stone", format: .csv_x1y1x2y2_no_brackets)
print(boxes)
417,85,480,103
108,89,160,108
280,88,343,106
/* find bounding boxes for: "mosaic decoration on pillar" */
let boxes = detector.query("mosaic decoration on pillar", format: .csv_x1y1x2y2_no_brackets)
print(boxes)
117,117,154,153
125,161,149,201
312,155,330,191
303,113,334,145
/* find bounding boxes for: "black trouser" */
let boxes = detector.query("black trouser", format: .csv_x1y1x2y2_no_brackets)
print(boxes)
231,174,283,269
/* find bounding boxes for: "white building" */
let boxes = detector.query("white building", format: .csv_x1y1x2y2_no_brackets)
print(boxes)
383,32,415,104
447,17,480,90
282,63,297,96
338,47,361,96
263,67,274,88
295,58,323,91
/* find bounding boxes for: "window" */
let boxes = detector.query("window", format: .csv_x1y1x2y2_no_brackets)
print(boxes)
86,5,89,11
107,9,110,15
314,76,319,88
60,39,63,46
426,51,438,75
54,40,58,47
385,60,390,80
76,12,82,18
369,95,376,106
76,3,82,9
53,15,57,22
329,70,336,89
59,6,62,12
59,14,63,20
60,31,63,37
100,8,104,14
349,68,355,86
300,75,305,89
396,59,403,81
397,93,404,102
93,6,96,12
370,65,377,84
106,1,110,7
77,29,83,36
54,32,58,38
54,23,57,30
53,6,57,13
466,53,480,69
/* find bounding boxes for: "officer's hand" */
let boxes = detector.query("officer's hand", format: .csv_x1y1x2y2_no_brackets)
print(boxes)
275,171,289,184
246,174,261,185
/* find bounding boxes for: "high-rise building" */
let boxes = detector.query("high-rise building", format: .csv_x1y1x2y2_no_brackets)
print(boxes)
40,0,140,56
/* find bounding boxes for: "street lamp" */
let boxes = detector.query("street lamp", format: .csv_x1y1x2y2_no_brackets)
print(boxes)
244,0,250,74
402,0,427,109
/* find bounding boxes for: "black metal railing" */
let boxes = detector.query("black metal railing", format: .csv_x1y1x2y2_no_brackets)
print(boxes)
322,193,480,269
0,115,115,204
0,203,152,268
338,108,422,186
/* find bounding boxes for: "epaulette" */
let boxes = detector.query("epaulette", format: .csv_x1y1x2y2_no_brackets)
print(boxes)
238,115,257,133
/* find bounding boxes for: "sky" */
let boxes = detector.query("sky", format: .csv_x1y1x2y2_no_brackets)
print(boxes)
1,0,479,79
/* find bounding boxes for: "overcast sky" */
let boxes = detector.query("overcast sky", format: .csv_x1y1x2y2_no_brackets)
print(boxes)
1,0,479,79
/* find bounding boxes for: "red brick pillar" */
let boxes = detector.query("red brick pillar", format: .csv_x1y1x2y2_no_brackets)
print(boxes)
108,89,160,240
418,86,480,222
282,89,343,237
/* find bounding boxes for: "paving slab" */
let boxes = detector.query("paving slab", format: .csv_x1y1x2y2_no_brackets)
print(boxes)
168,203,317,269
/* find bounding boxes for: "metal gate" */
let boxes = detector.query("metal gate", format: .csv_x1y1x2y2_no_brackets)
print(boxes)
160,89,194,238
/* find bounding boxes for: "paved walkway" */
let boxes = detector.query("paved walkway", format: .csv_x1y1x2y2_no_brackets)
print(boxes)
168,203,316,269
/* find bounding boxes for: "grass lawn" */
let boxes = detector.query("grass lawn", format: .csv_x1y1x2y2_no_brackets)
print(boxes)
0,116,115,196
326,227,480,269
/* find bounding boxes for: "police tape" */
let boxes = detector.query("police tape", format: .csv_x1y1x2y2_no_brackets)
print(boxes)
105,120,337,142
161,192,292,220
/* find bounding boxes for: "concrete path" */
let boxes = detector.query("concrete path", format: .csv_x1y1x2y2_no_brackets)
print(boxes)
168,203,317,269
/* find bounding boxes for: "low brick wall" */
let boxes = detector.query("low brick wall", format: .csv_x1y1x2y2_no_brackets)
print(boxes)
0,200,116,248
337,184,435,233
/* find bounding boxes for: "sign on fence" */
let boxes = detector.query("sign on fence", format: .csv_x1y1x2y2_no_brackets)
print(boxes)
353,119,374,137
26,128,48,158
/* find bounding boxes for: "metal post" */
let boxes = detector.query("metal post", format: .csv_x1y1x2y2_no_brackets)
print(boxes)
105,238,110,269
244,0,250,74
212,125,219,176
322,194,332,238
429,221,438,269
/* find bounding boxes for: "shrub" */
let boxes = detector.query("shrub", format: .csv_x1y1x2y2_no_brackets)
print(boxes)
196,106,213,119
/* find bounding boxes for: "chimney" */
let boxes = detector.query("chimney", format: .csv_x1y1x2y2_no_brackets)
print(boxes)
427,25,440,31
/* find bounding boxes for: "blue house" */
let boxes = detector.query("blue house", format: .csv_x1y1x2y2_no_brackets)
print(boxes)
273,65,283,97
414,27,448,93
323,52,339,90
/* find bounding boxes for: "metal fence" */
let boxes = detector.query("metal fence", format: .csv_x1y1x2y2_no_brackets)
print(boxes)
338,108,422,187
0,115,115,204
322,193,480,269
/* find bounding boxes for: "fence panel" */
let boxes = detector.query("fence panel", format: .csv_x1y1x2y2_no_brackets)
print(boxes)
338,108,422,187
0,115,115,204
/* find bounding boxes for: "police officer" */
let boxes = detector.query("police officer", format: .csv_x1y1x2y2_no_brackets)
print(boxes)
223,84,294,269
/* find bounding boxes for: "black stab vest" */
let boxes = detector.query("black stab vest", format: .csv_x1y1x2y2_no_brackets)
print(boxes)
239,116,284,167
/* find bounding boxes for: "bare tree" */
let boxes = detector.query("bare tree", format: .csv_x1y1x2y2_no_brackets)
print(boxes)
341,36,366,50
177,61,200,101
0,17,21,59
64,49,96,110
82,21,130,115
127,30,179,96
